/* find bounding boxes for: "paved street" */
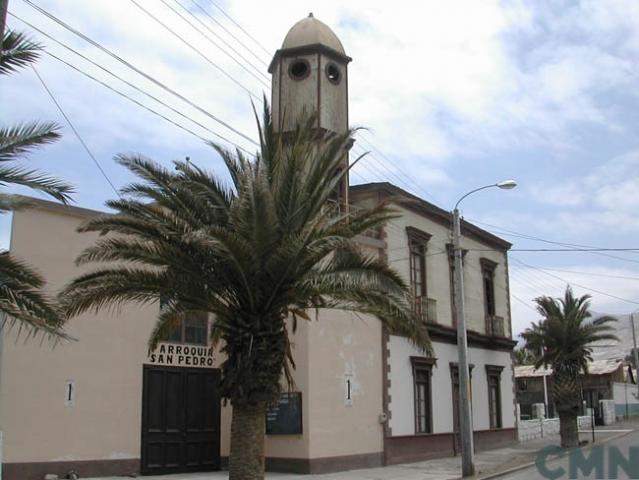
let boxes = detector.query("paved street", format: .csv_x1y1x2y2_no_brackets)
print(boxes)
496,428,639,480
87,422,638,480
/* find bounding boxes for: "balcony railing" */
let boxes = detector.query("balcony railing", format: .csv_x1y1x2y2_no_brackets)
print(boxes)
414,296,437,324
486,315,505,337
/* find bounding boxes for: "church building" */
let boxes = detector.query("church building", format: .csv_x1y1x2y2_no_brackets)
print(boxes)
0,15,517,479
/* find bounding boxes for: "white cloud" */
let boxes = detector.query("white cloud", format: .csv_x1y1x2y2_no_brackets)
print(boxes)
524,149,639,234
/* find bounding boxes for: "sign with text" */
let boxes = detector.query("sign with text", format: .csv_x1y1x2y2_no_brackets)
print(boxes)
266,392,303,435
147,343,215,368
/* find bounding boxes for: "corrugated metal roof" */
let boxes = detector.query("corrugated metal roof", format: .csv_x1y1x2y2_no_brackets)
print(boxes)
515,359,623,378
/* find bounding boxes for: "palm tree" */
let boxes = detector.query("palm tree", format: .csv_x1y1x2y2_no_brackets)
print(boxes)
513,346,537,366
59,105,431,480
521,286,617,447
1,29,74,338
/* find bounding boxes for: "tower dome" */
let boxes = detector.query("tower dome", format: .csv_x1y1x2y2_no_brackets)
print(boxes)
281,13,345,55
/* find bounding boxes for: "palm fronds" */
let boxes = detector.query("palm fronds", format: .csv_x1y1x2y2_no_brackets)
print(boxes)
521,287,618,374
0,30,73,338
0,122,62,162
0,251,69,341
1,30,42,75
61,103,431,406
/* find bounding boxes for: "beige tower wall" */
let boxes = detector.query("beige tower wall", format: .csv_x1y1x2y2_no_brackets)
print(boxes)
272,54,348,134
276,54,320,131
318,57,348,133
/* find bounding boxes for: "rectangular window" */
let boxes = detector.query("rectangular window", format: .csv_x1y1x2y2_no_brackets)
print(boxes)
159,297,208,345
409,239,426,298
486,365,504,429
407,228,431,316
163,312,208,346
411,357,434,434
480,259,497,317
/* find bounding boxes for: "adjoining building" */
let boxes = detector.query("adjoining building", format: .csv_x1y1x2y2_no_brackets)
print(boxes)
515,359,626,422
0,14,517,480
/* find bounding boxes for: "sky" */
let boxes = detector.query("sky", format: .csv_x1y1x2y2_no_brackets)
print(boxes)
3,0,639,340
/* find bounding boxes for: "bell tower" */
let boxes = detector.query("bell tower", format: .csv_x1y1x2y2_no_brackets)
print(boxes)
269,13,352,208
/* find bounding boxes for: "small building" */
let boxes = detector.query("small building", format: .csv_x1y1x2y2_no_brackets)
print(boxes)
515,359,625,420
0,14,518,480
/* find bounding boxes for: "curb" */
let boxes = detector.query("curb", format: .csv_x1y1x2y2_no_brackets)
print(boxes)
469,429,635,480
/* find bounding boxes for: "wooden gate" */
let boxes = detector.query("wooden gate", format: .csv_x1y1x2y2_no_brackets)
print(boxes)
141,365,221,475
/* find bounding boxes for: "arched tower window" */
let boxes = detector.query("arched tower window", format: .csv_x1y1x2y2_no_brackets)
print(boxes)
325,62,342,84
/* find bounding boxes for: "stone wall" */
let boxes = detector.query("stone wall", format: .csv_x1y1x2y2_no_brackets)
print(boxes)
517,414,592,442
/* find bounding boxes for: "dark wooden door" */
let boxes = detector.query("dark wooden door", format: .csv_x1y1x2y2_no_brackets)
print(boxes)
141,365,221,475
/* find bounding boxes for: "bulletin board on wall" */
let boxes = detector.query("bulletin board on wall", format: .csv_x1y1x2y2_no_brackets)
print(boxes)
266,392,303,435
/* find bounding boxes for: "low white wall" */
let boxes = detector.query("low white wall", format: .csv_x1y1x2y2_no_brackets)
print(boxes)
517,415,592,442
599,399,616,425
613,382,639,418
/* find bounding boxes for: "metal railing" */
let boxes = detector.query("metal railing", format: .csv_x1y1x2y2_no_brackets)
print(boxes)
414,296,437,324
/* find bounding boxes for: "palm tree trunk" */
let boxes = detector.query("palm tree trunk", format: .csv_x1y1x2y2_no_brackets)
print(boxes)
229,401,266,480
559,412,579,448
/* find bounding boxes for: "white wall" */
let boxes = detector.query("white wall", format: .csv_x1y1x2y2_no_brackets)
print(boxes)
613,382,639,418
384,207,510,336
388,336,515,436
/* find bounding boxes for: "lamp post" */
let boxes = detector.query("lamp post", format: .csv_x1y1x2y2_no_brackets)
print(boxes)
452,179,516,478
631,309,639,399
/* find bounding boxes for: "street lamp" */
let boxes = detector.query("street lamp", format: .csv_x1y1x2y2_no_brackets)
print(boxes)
452,179,517,478
631,309,639,399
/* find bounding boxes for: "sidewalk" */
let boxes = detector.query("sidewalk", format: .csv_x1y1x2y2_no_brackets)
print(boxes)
88,421,638,480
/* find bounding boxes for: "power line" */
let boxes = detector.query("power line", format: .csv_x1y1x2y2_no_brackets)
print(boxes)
467,218,639,265
189,0,270,69
356,133,442,205
129,0,262,102
21,1,259,147
511,257,639,306
513,265,639,282
509,248,639,252
180,0,269,70
163,0,270,86
31,65,120,196
43,50,256,158
10,13,256,156
202,0,272,57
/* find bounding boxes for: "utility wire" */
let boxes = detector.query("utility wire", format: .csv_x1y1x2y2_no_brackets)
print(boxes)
10,13,256,156
21,1,259,147
129,0,262,102
43,50,256,158
189,0,270,67
510,257,639,306
202,0,272,57
356,133,442,205
31,66,120,196
163,0,270,86
513,265,639,282
467,218,639,265
510,248,639,253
